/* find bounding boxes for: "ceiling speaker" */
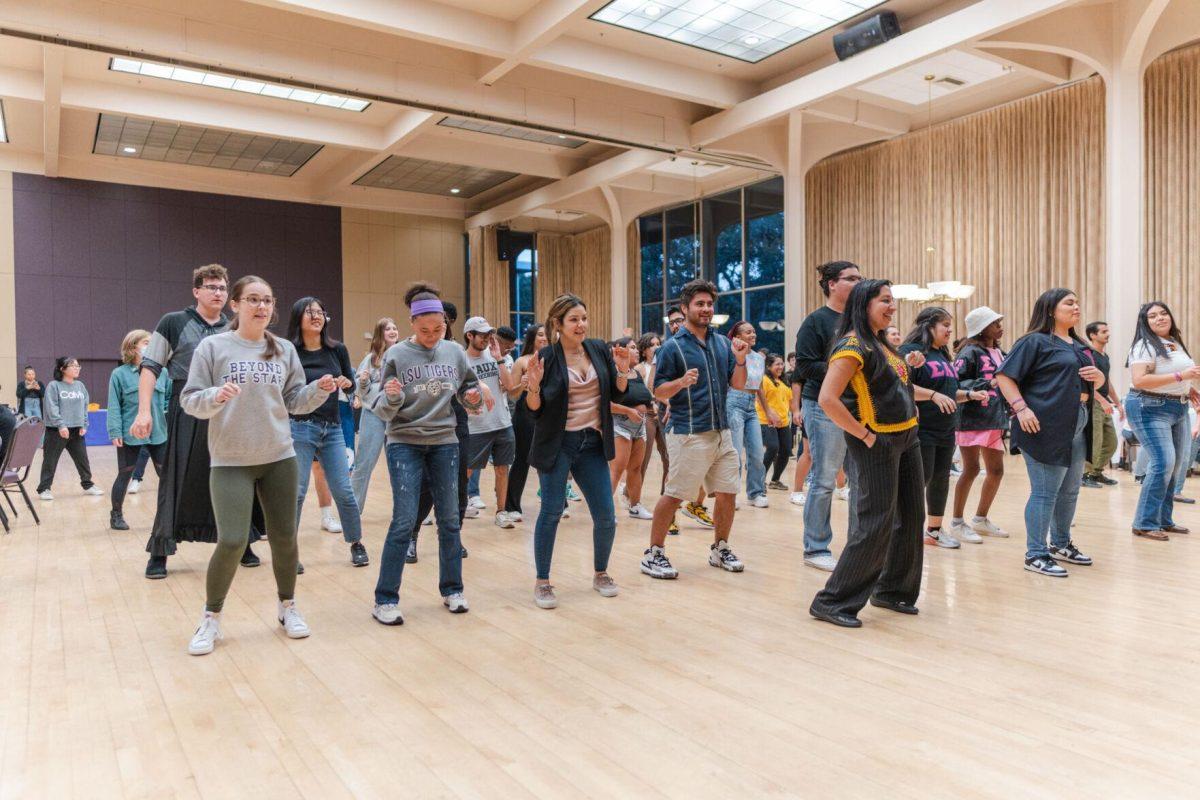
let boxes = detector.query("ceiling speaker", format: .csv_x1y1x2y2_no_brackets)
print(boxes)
832,12,902,61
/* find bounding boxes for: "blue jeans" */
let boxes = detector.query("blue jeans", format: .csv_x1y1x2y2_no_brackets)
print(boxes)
726,390,767,499
375,442,463,603
1175,421,1200,495
351,410,387,512
1126,392,1190,530
291,419,363,544
801,397,858,558
467,467,482,498
533,428,616,580
1021,405,1086,558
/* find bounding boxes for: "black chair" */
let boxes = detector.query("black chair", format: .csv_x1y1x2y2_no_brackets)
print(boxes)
0,417,44,532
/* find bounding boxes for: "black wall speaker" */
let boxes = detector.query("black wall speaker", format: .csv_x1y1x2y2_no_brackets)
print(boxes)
832,12,902,61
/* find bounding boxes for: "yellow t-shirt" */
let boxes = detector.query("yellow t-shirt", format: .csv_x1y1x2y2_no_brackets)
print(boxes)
757,376,791,427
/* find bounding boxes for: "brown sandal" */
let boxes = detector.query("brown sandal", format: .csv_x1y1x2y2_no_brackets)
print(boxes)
1132,528,1169,541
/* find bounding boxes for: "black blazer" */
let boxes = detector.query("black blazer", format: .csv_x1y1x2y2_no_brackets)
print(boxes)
528,339,619,471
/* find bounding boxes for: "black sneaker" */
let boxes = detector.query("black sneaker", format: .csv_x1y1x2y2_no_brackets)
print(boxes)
1097,474,1118,486
1081,476,1103,488
145,555,167,580
240,545,261,568
350,541,369,567
767,480,788,491
297,561,305,575
109,510,129,531
1024,555,1068,577
460,545,469,559
1135,474,1145,484
1050,542,1092,565
405,539,418,564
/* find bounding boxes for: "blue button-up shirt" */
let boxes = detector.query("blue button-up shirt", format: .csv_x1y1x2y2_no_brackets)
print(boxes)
654,326,736,435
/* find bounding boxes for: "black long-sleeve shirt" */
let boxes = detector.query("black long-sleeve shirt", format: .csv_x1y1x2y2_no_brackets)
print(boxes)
291,342,355,424
792,305,841,402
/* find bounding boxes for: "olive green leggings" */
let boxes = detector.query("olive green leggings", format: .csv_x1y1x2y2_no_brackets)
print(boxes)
206,457,299,613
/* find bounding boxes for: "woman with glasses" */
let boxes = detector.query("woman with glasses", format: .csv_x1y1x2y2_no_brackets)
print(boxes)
286,297,368,568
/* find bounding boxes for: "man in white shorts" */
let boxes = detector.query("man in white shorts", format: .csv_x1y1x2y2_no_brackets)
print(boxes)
642,279,749,579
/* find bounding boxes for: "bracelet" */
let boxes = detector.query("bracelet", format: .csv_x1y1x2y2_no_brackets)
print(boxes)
860,429,872,441
1176,372,1183,383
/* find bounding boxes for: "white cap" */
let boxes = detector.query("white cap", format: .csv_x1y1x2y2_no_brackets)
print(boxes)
965,306,1003,339
463,316,495,335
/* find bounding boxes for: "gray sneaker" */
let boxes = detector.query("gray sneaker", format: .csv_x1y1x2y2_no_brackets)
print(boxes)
592,573,619,597
443,593,469,613
534,583,558,609
803,553,837,572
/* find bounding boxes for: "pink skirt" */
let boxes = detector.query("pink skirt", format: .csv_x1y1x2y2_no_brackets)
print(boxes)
956,429,1005,451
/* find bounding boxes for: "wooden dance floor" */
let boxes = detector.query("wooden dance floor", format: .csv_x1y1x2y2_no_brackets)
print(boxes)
2,447,1198,799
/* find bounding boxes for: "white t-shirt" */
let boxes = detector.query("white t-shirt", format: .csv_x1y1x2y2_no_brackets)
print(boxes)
1129,337,1195,396
466,350,513,433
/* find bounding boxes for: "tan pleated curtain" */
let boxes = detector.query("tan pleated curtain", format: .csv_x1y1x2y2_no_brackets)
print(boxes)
535,227,613,340
805,76,1106,337
467,225,510,327
1145,42,1200,342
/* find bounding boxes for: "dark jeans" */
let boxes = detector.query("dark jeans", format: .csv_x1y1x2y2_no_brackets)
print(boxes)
920,441,955,517
412,406,469,538
37,427,93,492
505,401,534,514
761,424,793,482
112,442,167,512
376,441,463,604
812,428,925,617
533,428,616,580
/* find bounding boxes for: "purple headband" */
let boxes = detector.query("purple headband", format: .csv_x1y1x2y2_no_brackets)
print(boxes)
410,298,445,317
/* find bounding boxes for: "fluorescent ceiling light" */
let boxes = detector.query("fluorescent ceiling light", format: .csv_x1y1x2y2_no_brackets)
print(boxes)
437,116,588,149
590,0,886,63
109,57,371,112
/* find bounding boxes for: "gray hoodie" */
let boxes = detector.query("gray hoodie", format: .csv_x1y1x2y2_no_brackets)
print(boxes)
370,339,480,445
181,331,330,467
356,352,385,415
45,380,90,429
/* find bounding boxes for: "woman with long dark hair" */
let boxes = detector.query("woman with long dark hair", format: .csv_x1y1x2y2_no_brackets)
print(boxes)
503,323,549,522
1124,301,1200,541
37,357,102,500
808,280,937,628
351,317,401,513
899,307,988,548
286,296,367,568
995,288,1105,577
725,321,772,508
950,307,1009,540
758,355,792,486
609,336,654,520
524,293,630,609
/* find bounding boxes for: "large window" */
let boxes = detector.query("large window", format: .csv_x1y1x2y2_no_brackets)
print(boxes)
510,247,537,337
638,176,785,353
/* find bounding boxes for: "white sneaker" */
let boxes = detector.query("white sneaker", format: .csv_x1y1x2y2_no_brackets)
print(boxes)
84,486,105,496
640,545,678,579
708,540,744,572
951,521,983,544
422,514,434,526
469,495,486,510
443,593,469,613
834,486,850,501
464,506,480,519
187,611,222,655
128,479,141,494
735,497,742,510
38,490,53,501
790,492,806,506
507,510,523,523
372,603,404,625
924,528,961,549
494,511,515,529
321,511,343,533
628,503,654,520
619,492,631,510
561,505,571,519
804,554,837,572
750,495,769,508
971,517,1009,538
277,600,311,639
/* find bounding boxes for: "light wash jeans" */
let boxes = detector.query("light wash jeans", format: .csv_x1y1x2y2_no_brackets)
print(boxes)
726,389,767,499
291,418,363,544
801,397,858,558
1125,392,1190,530
1175,422,1200,496
1020,405,1086,559
351,410,387,512
467,467,482,498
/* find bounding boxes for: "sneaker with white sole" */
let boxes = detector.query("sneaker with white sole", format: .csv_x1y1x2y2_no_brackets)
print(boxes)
561,505,571,519
924,528,961,548
834,486,850,501
971,517,1009,538
953,522,983,544
321,511,343,534
422,514,434,526
804,553,837,571
565,483,582,502
790,492,806,506
628,504,653,520
372,603,404,625
1024,555,1068,577
494,511,515,529
469,495,486,510
682,502,715,528
84,486,105,496
187,611,222,655
750,495,769,509
507,510,523,523
1050,541,1092,565
464,506,480,519
277,600,311,639
38,490,53,501
640,545,678,579
443,593,469,613
128,479,141,495
534,584,558,609
592,573,619,597
709,540,744,572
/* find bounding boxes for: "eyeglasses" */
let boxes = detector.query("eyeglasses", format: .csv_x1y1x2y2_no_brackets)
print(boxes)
200,284,228,294
305,310,330,320
241,295,275,307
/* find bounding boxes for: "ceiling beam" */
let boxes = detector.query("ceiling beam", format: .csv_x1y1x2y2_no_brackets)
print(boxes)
308,109,435,201
802,97,910,136
966,46,1071,83
479,0,604,86
691,0,1080,146
42,47,64,177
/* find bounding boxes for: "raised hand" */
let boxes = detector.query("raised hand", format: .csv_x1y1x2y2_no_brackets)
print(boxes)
488,336,502,360
383,377,402,398
525,354,544,392
679,368,700,388
612,344,632,373
904,351,926,369
335,375,354,390
730,337,750,360
317,374,337,392
215,382,241,404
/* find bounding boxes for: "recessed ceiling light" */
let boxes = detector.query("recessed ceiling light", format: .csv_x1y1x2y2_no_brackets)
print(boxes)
644,4,661,16
743,36,761,46
557,134,567,139
108,57,371,112
450,188,461,194
122,146,138,154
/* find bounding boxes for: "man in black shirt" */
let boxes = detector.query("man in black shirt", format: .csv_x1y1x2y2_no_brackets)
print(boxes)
792,261,862,571
1083,321,1123,487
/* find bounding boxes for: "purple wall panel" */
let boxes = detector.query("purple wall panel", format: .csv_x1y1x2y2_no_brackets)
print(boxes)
11,174,342,396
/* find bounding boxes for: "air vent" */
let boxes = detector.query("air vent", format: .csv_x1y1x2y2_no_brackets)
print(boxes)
934,76,967,88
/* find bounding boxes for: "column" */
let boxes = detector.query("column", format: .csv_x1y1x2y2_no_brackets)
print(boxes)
783,110,807,347
0,171,16,407
601,185,628,338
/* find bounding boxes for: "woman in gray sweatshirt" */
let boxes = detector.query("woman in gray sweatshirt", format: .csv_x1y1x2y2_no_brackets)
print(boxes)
350,317,400,513
37,357,103,499
180,275,334,657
